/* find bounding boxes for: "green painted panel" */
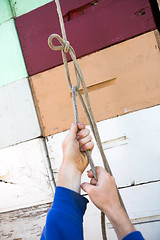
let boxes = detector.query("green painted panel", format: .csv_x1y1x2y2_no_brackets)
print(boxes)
10,0,52,17
0,19,28,86
0,0,13,24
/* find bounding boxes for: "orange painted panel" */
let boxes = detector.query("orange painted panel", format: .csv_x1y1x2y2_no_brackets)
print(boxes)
30,30,160,137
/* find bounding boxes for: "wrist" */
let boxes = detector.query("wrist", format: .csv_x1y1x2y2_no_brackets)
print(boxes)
57,163,82,193
105,206,135,240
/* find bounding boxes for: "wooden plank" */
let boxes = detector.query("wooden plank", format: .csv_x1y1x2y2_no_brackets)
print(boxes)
0,202,51,240
15,0,157,76
0,0,12,24
10,0,52,17
0,138,53,212
0,78,41,149
46,105,160,187
30,30,160,137
0,19,28,86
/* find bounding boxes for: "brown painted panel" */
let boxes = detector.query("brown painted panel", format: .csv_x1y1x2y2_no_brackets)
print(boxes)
30,31,160,137
16,0,157,76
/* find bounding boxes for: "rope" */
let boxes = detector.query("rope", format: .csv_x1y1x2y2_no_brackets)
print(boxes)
48,1,128,239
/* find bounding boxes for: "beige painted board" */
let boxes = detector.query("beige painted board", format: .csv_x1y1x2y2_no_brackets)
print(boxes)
0,78,41,149
0,138,53,212
45,105,160,188
0,19,28,86
30,30,160,137
0,0,12,24
0,202,51,240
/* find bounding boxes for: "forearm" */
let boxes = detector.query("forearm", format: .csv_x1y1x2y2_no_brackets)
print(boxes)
57,163,81,193
105,206,135,240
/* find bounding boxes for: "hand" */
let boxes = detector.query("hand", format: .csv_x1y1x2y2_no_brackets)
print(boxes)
81,166,121,213
57,123,94,193
62,122,94,174
81,167,135,240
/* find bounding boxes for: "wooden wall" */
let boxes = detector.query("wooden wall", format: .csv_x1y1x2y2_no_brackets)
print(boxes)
0,0,160,239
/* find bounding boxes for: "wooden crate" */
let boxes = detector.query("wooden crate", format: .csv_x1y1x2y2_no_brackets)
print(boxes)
16,0,157,76
0,19,27,86
30,30,160,136
0,78,41,149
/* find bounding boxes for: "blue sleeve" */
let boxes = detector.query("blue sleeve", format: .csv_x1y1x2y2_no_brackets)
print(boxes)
122,231,145,240
40,186,88,240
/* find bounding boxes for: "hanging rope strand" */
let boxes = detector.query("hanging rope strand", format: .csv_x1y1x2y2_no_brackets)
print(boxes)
49,0,128,239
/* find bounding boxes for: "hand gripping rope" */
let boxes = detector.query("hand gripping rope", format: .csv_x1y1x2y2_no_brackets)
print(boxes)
48,1,128,239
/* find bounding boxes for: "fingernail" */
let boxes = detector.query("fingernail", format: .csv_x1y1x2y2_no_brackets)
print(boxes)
72,123,75,127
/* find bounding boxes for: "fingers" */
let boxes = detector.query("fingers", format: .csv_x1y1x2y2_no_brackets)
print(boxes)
77,122,85,130
87,166,107,179
67,123,78,140
76,128,90,140
79,134,92,147
81,182,95,194
90,177,97,185
80,141,94,151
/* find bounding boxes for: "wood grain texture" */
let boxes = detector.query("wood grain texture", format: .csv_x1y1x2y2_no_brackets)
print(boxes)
15,0,157,76
0,0,12,24
46,105,160,188
30,30,160,136
0,202,51,240
0,138,53,212
0,78,41,149
0,19,28,86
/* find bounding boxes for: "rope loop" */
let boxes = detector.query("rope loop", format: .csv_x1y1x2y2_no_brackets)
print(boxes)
48,33,81,91
48,34,70,53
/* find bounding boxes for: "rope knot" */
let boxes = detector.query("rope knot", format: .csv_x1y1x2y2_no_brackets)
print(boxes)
63,40,70,53
48,34,71,53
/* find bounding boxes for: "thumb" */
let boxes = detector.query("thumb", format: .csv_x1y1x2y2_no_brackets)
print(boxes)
68,123,78,139
81,182,94,194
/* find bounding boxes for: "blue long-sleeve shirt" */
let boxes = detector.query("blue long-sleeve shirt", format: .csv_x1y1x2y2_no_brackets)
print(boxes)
41,187,145,240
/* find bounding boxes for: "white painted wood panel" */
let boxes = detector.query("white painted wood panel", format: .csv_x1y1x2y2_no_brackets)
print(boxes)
83,181,160,240
46,105,160,187
0,78,41,149
0,202,51,240
107,220,160,240
0,138,53,212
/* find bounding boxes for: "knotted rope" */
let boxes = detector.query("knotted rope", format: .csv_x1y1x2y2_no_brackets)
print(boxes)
48,1,128,239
